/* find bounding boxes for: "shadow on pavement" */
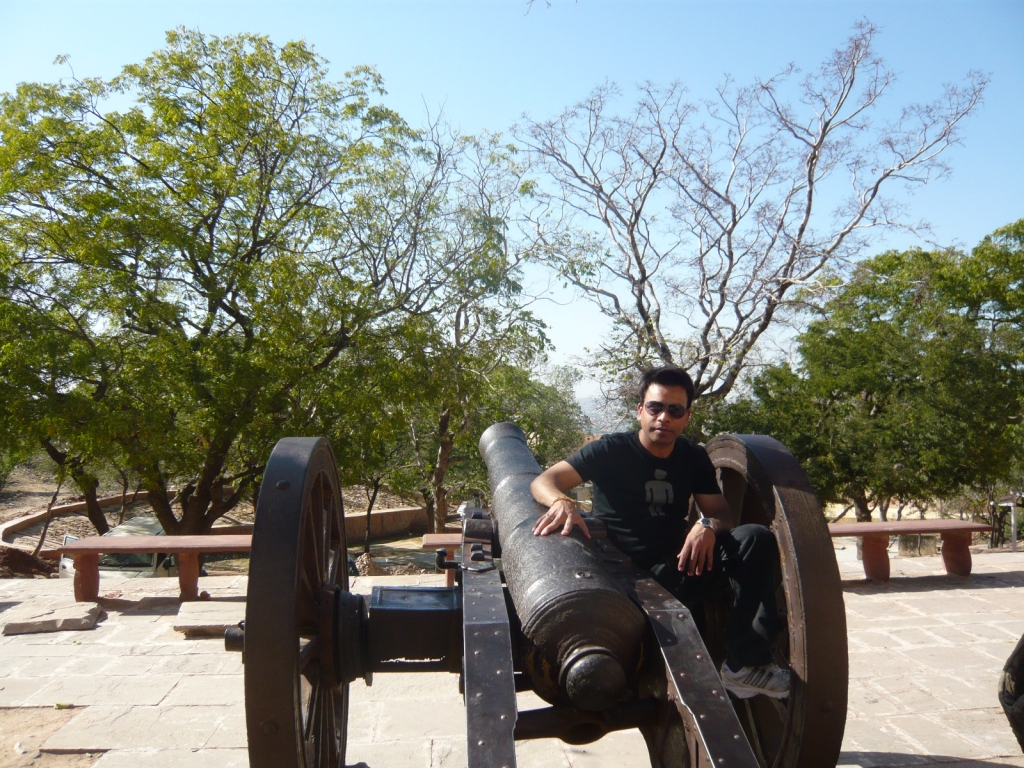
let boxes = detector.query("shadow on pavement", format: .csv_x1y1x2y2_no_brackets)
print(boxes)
841,753,1021,767
842,570,1024,594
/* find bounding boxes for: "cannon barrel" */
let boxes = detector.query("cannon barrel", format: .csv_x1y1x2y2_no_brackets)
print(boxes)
479,422,647,711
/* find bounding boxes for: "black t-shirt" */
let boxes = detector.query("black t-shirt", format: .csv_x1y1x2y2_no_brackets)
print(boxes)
566,432,721,568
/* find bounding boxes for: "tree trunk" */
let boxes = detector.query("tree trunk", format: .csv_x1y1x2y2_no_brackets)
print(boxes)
423,494,437,535
878,498,890,523
432,483,449,534
32,481,64,557
830,504,853,523
79,480,110,535
39,438,110,534
363,479,381,555
990,490,1002,548
144,474,182,535
430,410,455,534
851,489,873,523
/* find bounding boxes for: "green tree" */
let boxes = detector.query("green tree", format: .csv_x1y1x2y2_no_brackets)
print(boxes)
0,30,446,534
708,235,1023,522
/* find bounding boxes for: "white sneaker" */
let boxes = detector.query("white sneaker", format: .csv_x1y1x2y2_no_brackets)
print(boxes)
720,661,790,699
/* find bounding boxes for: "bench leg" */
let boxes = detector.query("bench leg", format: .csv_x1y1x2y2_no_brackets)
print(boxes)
861,533,890,582
73,554,100,602
177,552,200,601
941,531,973,577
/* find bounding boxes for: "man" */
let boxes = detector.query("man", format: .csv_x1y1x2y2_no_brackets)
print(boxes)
530,365,789,699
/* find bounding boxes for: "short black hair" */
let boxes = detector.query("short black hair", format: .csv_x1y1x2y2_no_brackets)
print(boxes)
637,365,695,408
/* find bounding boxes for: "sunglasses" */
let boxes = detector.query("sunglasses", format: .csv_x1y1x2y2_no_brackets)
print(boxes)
643,400,690,419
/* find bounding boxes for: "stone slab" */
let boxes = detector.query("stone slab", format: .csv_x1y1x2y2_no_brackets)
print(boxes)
160,674,243,706
1,597,101,635
1,561,1023,767
171,599,245,637
42,704,234,751
23,673,182,707
91,748,249,767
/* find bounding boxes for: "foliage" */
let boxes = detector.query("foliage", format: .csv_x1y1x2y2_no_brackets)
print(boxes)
517,21,987,402
0,30,519,534
707,227,1024,521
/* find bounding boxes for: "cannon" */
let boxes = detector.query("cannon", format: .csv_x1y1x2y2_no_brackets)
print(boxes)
227,424,848,767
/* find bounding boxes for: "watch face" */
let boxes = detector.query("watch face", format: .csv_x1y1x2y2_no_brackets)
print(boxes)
699,517,713,528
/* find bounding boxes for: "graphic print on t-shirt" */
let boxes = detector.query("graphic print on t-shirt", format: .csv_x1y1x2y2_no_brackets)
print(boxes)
645,469,674,517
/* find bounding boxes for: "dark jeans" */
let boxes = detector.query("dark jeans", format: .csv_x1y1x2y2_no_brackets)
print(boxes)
648,524,780,669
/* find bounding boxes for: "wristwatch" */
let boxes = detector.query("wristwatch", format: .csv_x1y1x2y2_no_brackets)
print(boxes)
697,517,715,530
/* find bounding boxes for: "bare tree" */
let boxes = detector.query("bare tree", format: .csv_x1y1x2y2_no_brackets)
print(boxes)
517,21,987,400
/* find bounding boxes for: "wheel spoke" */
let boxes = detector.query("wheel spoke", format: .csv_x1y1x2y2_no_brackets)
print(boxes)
304,678,322,742
298,569,319,630
317,686,335,767
333,687,347,767
304,497,323,582
743,700,769,768
323,486,342,587
299,637,319,675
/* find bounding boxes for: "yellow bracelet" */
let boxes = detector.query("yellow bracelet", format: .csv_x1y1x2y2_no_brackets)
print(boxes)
552,496,576,506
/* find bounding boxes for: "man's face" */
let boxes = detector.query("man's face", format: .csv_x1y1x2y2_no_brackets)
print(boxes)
637,383,691,448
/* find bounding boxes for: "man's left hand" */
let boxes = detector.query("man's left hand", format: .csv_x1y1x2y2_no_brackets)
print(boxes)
677,523,716,576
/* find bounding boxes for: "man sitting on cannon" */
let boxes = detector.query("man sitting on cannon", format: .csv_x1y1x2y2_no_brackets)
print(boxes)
531,364,790,700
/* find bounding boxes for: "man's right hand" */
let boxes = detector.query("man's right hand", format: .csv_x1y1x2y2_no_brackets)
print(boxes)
532,497,591,539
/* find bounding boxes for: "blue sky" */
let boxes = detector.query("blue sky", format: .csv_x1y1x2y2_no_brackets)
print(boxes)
2,1,1020,382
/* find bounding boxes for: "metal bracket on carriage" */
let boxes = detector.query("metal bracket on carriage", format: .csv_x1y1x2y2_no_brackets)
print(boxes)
629,577,762,768
459,504,518,768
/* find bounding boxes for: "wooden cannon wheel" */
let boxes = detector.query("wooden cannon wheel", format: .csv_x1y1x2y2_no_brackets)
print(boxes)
244,437,356,768
703,433,849,768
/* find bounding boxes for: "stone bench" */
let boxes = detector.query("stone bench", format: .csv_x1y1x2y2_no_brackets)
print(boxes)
828,519,992,581
58,534,252,602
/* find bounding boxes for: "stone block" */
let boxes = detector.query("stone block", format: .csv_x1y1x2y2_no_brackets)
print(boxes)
375,695,466,739
150,652,233,675
347,700,383,744
847,651,929,680
846,681,906,718
928,708,1024,756
92,748,249,767
1,598,100,635
428,737,469,768
886,713,990,758
868,675,956,714
566,729,648,767
43,705,233,751
347,739,430,768
161,674,243,706
23,673,181,707
349,672,455,703
171,599,245,637
840,717,931,765
511,737,573,768
898,644,1003,673
0,677,49,706
202,708,247,749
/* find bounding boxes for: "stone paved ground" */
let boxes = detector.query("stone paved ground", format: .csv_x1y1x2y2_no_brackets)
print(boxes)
0,546,1022,767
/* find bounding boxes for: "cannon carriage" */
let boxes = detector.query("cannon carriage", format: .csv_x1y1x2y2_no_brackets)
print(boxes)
226,423,848,767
